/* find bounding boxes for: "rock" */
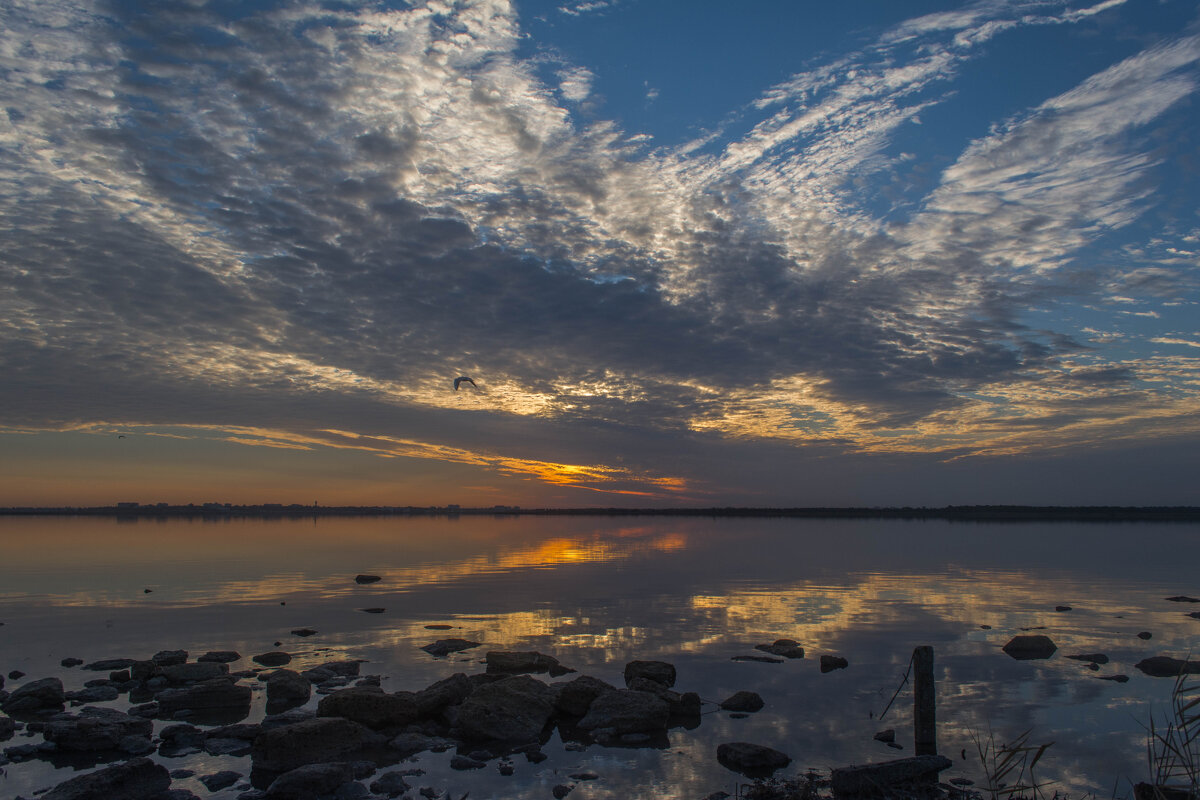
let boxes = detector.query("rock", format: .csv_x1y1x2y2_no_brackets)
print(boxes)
301,661,361,682
204,737,252,756
552,785,573,799
414,672,473,718
361,608,386,614
155,677,252,716
569,770,599,780
450,754,486,770
0,715,15,740
265,762,356,799
290,628,318,638
42,707,152,751
60,658,83,668
716,742,791,777
1066,653,1110,664
317,687,418,730
623,660,676,688
266,669,311,711
1135,656,1200,677
369,771,411,797
1,677,64,713
1002,635,1057,660
874,729,895,743
152,650,188,666
1055,606,1072,612
1166,596,1200,602
355,574,381,584
250,717,387,774
755,640,805,659
578,689,670,735
65,685,120,704
420,639,481,657
485,651,572,676
198,651,241,663
254,652,292,667
200,770,242,791
388,732,440,757
41,756,170,800
1190,612,1200,620
1098,674,1131,682
820,655,849,673
160,662,229,684
425,624,454,630
7,670,24,680
260,708,317,731
732,655,783,664
82,658,136,671
555,675,617,717
831,755,953,796
720,691,764,713
1138,631,1153,640
456,674,556,743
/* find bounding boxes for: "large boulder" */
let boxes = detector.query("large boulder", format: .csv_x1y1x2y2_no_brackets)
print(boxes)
250,717,386,774
1002,635,1057,660
485,651,573,677
317,687,418,730
623,660,676,688
555,675,617,717
156,677,251,716
42,707,153,751
720,691,764,713
1,677,64,713
717,742,792,777
577,689,670,734
42,756,170,800
456,675,556,743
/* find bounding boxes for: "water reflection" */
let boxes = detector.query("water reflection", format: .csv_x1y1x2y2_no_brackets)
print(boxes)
0,515,1198,798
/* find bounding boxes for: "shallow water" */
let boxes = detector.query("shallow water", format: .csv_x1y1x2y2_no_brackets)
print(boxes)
1,515,1198,799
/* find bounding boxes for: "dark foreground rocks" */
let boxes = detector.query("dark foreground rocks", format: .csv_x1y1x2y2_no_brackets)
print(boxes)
250,716,388,774
1,677,65,713
1135,656,1200,677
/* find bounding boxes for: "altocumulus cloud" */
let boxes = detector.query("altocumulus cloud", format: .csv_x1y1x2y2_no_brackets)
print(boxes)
1,0,1199,502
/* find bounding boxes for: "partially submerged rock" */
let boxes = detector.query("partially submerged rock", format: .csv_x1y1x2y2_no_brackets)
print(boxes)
155,677,252,718
253,652,292,667
720,691,764,713
755,640,805,659
266,669,311,711
1,677,64,713
355,574,382,584
830,754,953,797
820,655,849,673
486,650,573,676
623,660,676,688
420,639,481,657
1066,653,1109,664
1002,635,1057,660
1135,656,1200,677
716,741,791,777
197,651,241,663
555,675,617,717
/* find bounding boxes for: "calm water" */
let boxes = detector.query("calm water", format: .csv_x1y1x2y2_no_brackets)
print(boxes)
1,515,1198,799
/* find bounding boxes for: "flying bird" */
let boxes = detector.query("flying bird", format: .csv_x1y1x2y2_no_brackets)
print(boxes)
454,376,477,391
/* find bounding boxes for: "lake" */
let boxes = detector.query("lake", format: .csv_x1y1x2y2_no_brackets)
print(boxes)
1,514,1198,799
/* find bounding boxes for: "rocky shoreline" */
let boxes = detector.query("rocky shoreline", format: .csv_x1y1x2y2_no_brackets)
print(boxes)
0,637,962,800
2,621,1197,799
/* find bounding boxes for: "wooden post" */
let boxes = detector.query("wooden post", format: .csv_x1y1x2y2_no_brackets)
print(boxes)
913,645,936,756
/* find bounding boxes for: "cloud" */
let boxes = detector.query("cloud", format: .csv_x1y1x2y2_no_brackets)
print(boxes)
1,0,1199,501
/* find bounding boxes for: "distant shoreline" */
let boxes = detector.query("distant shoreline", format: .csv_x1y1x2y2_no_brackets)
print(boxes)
2,504,1200,521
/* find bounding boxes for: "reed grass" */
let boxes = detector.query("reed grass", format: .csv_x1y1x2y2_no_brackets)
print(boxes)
1140,670,1200,800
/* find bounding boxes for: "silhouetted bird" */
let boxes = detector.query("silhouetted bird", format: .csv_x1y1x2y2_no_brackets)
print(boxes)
453,376,477,391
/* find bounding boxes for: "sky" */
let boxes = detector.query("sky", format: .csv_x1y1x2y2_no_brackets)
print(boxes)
2,0,1199,508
